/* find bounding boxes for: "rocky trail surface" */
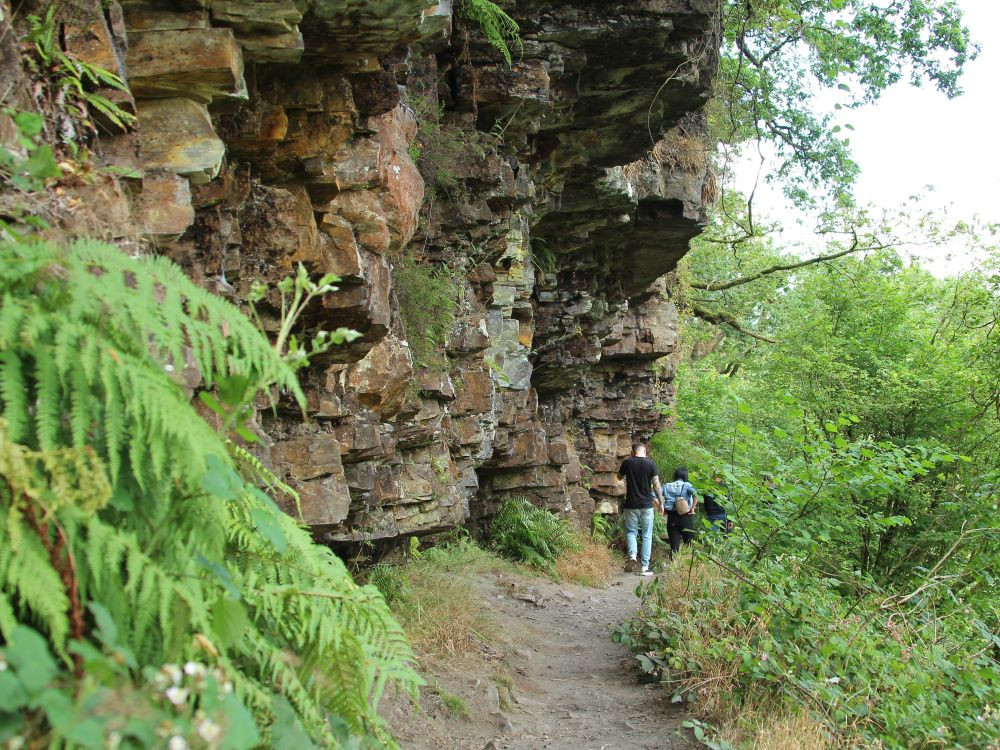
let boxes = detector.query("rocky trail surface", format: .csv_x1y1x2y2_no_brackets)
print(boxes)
385,571,694,750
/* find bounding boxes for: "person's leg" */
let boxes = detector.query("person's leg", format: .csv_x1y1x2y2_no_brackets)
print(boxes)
667,518,682,557
680,514,696,546
623,509,639,561
639,508,654,569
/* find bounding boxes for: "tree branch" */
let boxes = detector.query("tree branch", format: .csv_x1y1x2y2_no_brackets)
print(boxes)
691,304,777,343
690,237,866,291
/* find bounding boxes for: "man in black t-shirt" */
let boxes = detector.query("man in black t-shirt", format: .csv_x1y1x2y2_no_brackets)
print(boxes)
617,443,664,575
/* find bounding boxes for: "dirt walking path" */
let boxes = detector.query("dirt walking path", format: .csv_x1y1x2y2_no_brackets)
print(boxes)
386,570,694,750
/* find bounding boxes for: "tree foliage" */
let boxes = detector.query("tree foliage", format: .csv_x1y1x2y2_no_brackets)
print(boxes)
633,210,1000,747
716,0,977,202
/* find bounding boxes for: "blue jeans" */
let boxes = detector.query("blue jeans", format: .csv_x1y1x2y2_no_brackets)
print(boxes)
623,507,655,568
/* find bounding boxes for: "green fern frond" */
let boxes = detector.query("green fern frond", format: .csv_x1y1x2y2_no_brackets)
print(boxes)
0,237,420,747
459,0,522,66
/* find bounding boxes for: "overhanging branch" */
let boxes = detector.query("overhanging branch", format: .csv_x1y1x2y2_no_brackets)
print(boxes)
690,235,868,292
691,304,777,343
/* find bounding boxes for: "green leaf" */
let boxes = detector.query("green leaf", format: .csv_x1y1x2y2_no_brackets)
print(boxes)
235,425,259,443
270,696,317,750
88,602,118,646
0,711,24,742
39,688,74,730
201,454,243,499
12,111,44,136
736,423,752,436
211,597,249,650
199,390,225,416
6,626,57,694
22,144,61,180
66,717,106,747
824,421,838,433
199,560,242,603
0,672,28,710
251,508,289,554
219,692,261,750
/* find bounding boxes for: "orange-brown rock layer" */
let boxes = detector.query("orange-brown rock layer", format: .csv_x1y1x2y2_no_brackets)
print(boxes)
1,0,719,547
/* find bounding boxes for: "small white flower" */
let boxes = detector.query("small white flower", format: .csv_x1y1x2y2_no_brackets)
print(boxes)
222,680,234,695
165,686,189,705
196,719,222,743
183,661,204,677
0,659,7,671
760,653,769,662
167,736,189,750
162,664,182,685
825,676,841,684
164,363,175,373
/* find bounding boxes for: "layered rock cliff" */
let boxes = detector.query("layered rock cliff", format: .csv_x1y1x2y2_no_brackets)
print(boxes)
1,0,719,548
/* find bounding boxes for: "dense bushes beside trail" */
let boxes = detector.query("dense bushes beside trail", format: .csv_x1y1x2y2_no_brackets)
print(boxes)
615,556,1000,749
623,248,1000,749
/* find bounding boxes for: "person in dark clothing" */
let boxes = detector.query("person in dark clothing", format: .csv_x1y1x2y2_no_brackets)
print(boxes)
702,492,728,533
617,442,663,575
662,467,697,555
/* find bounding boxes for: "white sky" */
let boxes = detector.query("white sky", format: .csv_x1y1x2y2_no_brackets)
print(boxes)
730,0,999,275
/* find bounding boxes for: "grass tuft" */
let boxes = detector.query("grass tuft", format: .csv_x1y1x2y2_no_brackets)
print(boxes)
555,533,616,588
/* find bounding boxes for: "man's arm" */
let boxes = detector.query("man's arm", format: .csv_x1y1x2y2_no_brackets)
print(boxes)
652,475,664,511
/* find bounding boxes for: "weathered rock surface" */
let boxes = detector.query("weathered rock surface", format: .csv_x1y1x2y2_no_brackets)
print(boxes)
3,0,720,548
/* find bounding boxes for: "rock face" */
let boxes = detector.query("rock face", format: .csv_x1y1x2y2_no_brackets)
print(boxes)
1,1,719,543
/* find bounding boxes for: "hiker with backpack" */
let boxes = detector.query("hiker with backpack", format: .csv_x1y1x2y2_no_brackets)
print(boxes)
662,467,698,556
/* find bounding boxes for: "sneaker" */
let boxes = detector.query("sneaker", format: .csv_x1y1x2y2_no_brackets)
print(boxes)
640,567,655,576
624,557,641,573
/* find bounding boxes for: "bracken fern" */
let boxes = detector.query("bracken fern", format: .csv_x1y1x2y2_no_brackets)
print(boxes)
0,238,420,747
488,497,574,570
458,0,522,66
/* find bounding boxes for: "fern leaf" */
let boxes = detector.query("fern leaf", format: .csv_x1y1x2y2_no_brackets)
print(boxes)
33,346,61,451
0,351,27,442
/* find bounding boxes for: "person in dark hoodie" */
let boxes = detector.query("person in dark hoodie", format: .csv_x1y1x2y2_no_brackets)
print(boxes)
702,492,729,533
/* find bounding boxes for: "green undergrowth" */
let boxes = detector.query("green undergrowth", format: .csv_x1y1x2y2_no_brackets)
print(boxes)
615,554,1000,749
364,534,516,658
487,497,575,570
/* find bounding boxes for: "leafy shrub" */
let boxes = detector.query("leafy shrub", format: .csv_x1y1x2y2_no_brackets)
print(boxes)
393,252,459,371
488,498,575,570
614,558,1000,750
0,238,419,747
